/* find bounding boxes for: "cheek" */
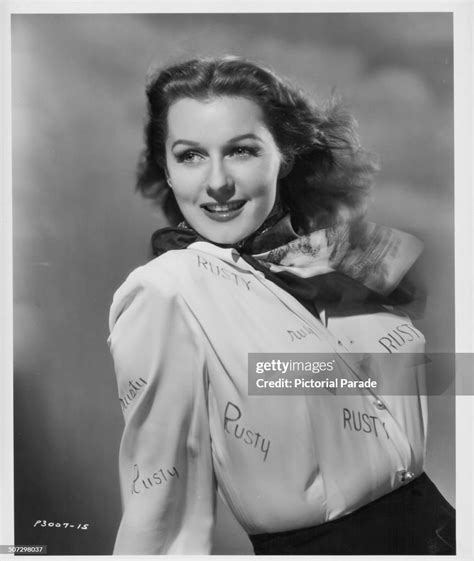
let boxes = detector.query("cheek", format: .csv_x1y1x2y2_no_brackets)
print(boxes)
168,169,203,203
239,161,280,195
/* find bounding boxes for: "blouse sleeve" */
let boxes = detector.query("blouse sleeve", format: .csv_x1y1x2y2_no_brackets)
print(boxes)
107,267,216,554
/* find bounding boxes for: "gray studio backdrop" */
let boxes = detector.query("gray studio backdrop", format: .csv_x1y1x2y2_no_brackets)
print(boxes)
12,13,454,555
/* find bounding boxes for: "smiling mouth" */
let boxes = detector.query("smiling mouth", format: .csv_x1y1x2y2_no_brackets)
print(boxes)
201,200,247,222
201,201,246,213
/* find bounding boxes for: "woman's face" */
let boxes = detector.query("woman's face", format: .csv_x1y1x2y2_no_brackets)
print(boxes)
165,96,283,244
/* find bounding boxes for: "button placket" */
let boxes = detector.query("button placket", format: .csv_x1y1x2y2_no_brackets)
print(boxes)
248,269,418,480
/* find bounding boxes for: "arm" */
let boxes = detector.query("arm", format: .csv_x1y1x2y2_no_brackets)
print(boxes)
107,268,216,554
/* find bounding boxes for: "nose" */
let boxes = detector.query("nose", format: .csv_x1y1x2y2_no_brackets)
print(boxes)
206,158,234,200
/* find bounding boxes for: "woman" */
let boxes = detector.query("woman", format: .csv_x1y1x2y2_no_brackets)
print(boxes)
107,56,455,555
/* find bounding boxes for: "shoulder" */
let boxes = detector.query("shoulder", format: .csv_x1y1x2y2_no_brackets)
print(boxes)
117,250,197,296
108,250,198,332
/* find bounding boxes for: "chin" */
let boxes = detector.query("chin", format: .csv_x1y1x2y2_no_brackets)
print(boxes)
193,219,255,246
204,231,247,245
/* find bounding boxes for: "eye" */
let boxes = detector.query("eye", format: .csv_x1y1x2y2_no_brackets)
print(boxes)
229,146,259,158
175,151,204,164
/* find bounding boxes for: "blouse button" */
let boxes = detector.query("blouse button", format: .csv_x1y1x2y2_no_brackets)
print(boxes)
396,469,415,483
374,399,386,410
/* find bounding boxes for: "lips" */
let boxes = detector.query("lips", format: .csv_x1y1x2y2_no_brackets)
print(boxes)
201,201,246,213
201,200,247,222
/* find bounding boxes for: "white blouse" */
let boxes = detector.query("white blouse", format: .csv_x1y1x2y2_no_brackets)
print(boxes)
107,241,427,554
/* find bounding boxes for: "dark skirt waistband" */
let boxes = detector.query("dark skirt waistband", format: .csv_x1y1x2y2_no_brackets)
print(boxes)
248,473,455,555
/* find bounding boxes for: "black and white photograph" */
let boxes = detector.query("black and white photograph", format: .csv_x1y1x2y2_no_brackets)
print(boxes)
2,2,473,557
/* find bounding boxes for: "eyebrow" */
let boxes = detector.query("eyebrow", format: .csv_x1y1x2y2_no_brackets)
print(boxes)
171,133,263,150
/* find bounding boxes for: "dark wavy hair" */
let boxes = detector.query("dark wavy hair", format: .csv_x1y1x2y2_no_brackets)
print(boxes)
137,55,379,232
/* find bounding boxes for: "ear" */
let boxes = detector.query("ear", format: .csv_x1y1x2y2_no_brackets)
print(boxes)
278,156,294,179
164,167,173,188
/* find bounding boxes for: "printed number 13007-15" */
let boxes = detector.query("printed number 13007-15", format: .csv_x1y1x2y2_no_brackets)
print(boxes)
33,520,90,529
